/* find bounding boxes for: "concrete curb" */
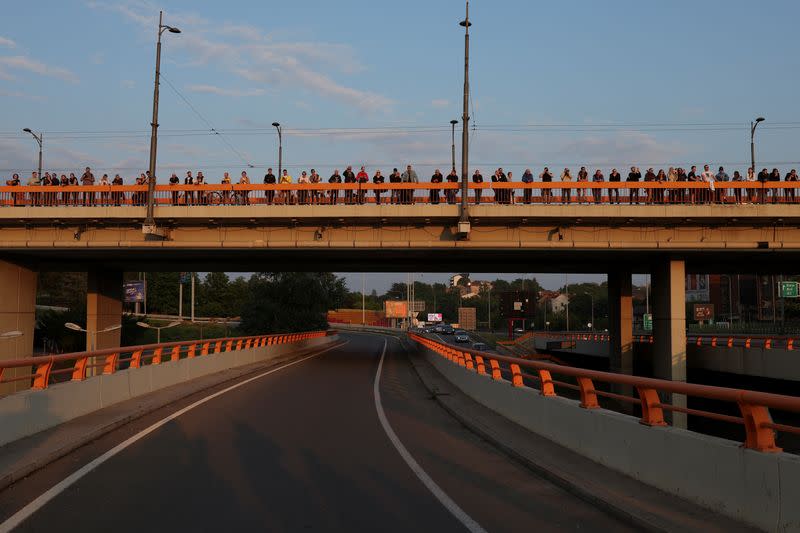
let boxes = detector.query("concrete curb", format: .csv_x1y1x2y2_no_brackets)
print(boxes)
0,341,341,493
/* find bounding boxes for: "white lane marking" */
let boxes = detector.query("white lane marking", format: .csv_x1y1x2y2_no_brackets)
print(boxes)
0,341,349,533
373,338,487,533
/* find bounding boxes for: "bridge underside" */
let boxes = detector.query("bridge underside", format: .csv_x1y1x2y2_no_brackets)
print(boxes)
0,202,798,272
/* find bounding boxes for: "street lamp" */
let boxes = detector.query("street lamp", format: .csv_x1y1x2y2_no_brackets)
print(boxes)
272,122,283,179
145,11,181,234
65,322,122,351
22,128,43,181
584,291,595,331
450,119,458,171
750,116,765,173
458,1,472,229
136,320,181,344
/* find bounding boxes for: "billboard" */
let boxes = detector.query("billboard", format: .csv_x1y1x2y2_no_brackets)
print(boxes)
501,291,536,319
123,280,145,303
384,301,408,319
427,313,443,322
458,307,477,331
685,275,710,303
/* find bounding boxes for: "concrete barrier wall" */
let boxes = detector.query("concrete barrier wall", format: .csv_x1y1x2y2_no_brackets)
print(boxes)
423,348,800,532
0,335,337,447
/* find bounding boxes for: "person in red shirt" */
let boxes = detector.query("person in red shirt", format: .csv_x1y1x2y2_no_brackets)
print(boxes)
356,166,369,205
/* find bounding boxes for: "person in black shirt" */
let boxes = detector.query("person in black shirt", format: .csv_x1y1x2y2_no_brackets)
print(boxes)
540,167,554,204
785,169,798,203
430,169,443,204
756,168,769,204
373,170,385,204
329,169,342,205
169,173,180,205
445,168,459,204
686,166,699,204
343,166,356,205
184,171,195,206
112,174,124,206
389,168,401,204
264,168,276,205
608,168,620,204
768,168,781,203
472,170,483,204
7,173,22,206
626,166,641,204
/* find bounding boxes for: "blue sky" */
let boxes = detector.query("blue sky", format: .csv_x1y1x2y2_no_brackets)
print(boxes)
2,0,798,291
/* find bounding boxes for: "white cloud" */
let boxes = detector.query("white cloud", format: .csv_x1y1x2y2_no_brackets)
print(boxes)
0,89,45,102
295,100,312,111
186,84,266,97
120,79,135,89
88,1,392,113
91,52,105,65
431,99,450,108
0,55,79,83
0,36,15,48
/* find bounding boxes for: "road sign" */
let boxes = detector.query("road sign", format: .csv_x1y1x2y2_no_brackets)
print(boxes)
643,313,653,331
779,281,800,298
179,272,191,284
693,304,714,322
123,280,145,303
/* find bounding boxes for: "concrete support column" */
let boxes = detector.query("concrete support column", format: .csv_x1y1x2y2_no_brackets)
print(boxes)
608,270,633,409
87,270,123,352
0,261,37,395
652,259,687,429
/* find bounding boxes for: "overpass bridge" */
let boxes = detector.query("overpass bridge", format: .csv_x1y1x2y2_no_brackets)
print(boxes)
0,328,795,531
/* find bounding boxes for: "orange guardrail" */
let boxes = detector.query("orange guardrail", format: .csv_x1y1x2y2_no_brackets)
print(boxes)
535,331,799,350
410,333,800,453
0,181,797,207
0,330,333,394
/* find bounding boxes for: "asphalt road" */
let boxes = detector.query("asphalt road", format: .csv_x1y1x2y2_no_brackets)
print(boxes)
0,333,632,532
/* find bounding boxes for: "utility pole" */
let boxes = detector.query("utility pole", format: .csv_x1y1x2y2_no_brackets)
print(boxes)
750,117,765,173
178,275,183,319
458,1,472,232
362,272,366,325
22,129,43,180
190,272,196,322
272,122,283,178
145,11,181,237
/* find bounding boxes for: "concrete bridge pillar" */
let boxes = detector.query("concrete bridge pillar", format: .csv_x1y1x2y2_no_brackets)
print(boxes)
608,270,634,409
652,259,687,429
86,270,123,353
0,261,37,395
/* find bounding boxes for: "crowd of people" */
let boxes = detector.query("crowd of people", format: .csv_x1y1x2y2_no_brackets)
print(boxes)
4,163,799,206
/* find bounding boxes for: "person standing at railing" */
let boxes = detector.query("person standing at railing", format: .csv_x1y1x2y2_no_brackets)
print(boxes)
112,174,124,206
58,173,69,206
310,169,322,205
699,165,715,204
343,166,356,205
389,168,401,204
769,168,781,204
607,168,620,204
69,172,80,206
6,173,21,207
81,167,95,206
99,173,110,206
626,166,640,205
430,169,443,204
263,168,276,205
279,169,293,205
41,172,53,206
666,167,678,204
472,169,484,204
371,170,384,205
655,169,667,204
27,171,41,207
746,168,758,204
521,168,534,204
328,169,341,205
446,168,459,204
591,169,604,203
576,167,588,204
643,168,655,204
195,171,206,205
560,167,572,204
169,173,180,205
785,169,798,203
221,171,232,204
490,168,500,203
297,170,310,204
731,170,744,204
239,171,251,205
356,166,369,205
184,171,195,206
715,166,729,204
686,166,698,204
401,165,418,204
540,167,554,204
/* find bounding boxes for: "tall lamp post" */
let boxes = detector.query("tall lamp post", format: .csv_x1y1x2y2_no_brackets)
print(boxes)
272,122,283,178
22,128,43,180
145,11,181,234
65,322,122,352
450,119,458,171
584,291,595,331
136,320,181,344
458,1,472,231
750,116,765,173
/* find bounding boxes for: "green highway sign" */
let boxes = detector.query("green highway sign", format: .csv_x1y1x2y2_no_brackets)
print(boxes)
643,313,653,331
779,281,800,298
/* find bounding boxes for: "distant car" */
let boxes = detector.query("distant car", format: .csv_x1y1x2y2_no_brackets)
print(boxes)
514,328,525,334
433,325,444,333
455,333,470,343
472,342,488,351
442,326,455,335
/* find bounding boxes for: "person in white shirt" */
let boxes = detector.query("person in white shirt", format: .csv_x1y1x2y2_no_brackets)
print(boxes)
700,164,715,203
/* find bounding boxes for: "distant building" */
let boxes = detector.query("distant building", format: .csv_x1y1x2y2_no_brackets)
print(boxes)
538,291,569,313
